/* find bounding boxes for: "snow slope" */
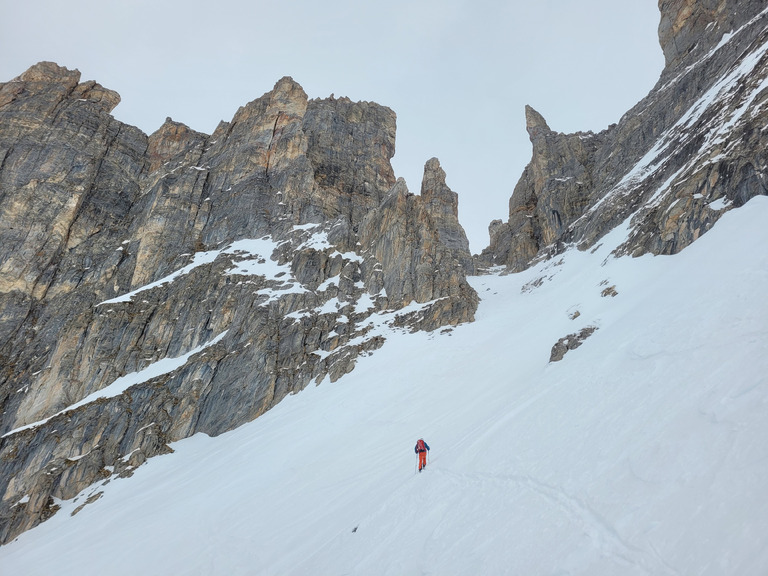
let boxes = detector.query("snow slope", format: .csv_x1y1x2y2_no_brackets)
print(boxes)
2,197,767,575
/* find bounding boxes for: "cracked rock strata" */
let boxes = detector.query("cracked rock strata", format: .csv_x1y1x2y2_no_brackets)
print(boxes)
478,0,768,271
0,65,476,543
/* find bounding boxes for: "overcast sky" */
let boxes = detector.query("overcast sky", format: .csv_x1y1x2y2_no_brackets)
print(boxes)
1,0,663,252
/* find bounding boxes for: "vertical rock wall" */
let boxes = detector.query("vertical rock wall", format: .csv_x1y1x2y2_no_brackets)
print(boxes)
0,65,477,543
479,0,768,270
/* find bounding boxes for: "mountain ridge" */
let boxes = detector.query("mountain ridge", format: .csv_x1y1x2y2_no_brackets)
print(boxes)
478,0,768,270
0,64,476,542
1,0,767,547
2,188,766,575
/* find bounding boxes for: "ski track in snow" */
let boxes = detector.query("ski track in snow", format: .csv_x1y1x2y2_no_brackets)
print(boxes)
1,198,768,575
434,468,679,576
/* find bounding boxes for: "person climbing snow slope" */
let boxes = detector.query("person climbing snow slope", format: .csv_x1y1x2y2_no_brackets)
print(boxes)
414,438,430,472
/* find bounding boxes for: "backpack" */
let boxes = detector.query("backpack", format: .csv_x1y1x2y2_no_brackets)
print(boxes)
416,439,426,452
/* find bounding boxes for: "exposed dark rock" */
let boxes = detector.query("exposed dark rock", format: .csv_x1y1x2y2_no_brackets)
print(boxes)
3,0,765,544
478,1,768,270
549,326,598,363
358,159,478,330
0,65,476,543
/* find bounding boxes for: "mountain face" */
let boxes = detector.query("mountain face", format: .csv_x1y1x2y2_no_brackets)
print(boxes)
0,67,476,542
479,0,768,270
1,0,766,546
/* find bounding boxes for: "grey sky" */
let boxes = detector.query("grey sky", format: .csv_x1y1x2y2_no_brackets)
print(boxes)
1,0,663,252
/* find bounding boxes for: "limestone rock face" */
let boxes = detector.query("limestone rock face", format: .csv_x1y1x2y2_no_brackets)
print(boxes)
419,158,475,277
0,64,476,543
657,0,761,69
358,160,477,329
479,1,768,270
486,107,604,271
303,95,397,224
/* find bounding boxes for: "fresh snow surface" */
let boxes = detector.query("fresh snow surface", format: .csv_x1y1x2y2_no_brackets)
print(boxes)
2,198,768,575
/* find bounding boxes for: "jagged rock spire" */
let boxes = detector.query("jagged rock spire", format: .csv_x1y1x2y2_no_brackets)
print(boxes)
0,64,478,544
478,0,768,270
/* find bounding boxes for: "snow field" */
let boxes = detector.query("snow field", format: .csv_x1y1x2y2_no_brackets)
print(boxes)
1,197,767,575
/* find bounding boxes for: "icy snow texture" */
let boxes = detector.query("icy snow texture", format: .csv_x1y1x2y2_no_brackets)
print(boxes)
1,198,767,575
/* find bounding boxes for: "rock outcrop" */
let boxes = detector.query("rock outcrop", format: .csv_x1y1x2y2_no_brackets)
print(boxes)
3,0,766,546
549,326,598,363
479,0,768,270
0,65,476,543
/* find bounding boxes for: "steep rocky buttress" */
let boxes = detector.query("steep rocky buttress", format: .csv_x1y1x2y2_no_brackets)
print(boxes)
478,0,768,270
2,0,767,547
0,66,477,543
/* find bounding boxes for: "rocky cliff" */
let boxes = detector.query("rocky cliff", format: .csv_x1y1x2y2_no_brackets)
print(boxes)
479,0,768,270
0,66,477,542
3,0,767,547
